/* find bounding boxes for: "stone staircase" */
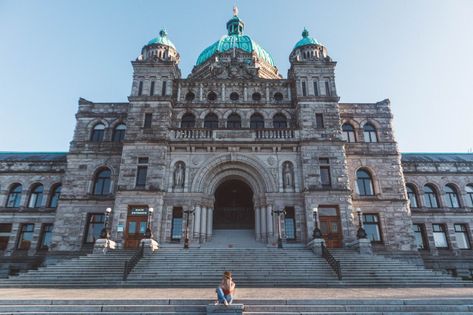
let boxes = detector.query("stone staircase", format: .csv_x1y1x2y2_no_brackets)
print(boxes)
0,250,135,287
0,298,472,314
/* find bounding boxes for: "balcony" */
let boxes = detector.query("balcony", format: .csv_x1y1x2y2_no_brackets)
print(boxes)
170,128,298,141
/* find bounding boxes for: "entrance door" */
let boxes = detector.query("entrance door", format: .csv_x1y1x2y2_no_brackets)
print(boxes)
125,206,149,248
214,180,254,229
319,206,343,248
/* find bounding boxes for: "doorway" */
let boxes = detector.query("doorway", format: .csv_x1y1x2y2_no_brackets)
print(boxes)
318,206,343,248
214,180,254,229
125,206,149,248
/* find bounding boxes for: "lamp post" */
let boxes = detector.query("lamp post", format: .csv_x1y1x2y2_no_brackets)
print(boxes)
183,206,195,249
312,207,322,239
272,207,286,248
100,207,112,239
144,207,154,239
356,208,367,239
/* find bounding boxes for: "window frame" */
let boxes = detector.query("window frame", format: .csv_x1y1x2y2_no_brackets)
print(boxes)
135,165,148,188
204,113,219,129
454,223,471,250
250,113,265,129
363,123,378,143
423,185,440,208
171,207,183,241
48,184,61,208
6,184,22,208
445,184,461,208
356,169,375,196
28,184,44,208
0,223,12,251
112,123,126,142
432,224,449,249
284,207,296,241
413,223,428,250
16,223,35,250
93,168,112,196
466,184,473,208
181,113,196,128
273,113,288,129
342,123,356,143
90,123,105,142
83,213,105,244
143,113,152,129
362,213,383,243
38,223,53,251
227,113,242,129
406,184,419,208
315,113,324,129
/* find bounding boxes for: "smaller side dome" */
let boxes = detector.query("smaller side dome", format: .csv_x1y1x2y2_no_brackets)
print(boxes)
294,28,320,49
138,29,180,63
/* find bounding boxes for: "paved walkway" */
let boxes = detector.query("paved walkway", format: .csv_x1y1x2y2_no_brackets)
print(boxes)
1,288,473,300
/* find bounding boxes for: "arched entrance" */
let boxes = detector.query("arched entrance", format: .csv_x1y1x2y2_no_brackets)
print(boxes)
214,180,254,229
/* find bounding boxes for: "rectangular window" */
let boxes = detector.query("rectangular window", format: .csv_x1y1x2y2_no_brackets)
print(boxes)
313,81,319,96
161,81,167,96
320,166,331,187
17,223,34,250
363,214,382,242
138,81,143,96
315,113,324,128
301,81,307,96
138,157,149,164
325,81,331,96
413,224,428,250
144,113,152,129
38,224,53,250
454,224,471,250
150,81,155,96
0,223,12,251
84,213,105,244
284,207,296,240
432,224,449,249
136,166,148,187
171,207,183,241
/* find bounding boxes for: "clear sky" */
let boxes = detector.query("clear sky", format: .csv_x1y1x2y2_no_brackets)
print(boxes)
0,0,472,153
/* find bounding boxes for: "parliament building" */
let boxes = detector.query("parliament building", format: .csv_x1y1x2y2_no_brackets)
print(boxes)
1,9,473,279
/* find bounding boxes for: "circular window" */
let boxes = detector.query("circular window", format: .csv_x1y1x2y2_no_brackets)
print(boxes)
274,92,283,101
185,92,195,102
207,91,217,101
252,92,262,101
230,92,239,101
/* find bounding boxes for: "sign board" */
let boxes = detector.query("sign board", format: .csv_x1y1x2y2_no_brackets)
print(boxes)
117,224,124,232
130,208,148,216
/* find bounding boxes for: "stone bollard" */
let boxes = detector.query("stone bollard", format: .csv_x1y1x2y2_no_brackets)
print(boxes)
93,238,116,254
140,238,159,255
307,238,325,256
349,238,373,255
206,303,244,315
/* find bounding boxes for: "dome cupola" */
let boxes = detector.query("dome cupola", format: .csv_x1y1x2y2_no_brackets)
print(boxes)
137,29,180,63
290,28,329,63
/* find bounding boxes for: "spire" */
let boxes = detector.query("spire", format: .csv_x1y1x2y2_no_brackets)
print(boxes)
302,28,309,38
226,6,244,36
159,29,168,37
233,5,239,16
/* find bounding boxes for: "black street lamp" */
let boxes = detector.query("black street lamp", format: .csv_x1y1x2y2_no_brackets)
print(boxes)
356,208,367,239
144,207,154,239
100,207,112,239
272,207,286,248
312,207,322,239
183,206,195,249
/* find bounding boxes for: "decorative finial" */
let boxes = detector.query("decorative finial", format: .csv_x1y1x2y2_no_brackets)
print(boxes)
233,5,239,16
159,29,167,37
302,28,309,38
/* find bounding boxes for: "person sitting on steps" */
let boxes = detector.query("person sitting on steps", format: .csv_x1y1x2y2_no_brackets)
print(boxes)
215,271,236,306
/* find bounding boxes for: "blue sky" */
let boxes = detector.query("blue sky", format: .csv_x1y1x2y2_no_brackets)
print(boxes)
0,0,472,152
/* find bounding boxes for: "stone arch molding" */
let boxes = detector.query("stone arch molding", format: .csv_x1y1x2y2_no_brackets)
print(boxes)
191,153,277,195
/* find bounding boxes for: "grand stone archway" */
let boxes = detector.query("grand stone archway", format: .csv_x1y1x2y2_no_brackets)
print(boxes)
214,179,254,229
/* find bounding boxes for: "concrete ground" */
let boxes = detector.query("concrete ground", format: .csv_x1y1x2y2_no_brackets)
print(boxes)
0,288,473,300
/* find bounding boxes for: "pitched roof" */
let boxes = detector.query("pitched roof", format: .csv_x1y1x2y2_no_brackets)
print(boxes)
0,152,67,162
401,153,473,163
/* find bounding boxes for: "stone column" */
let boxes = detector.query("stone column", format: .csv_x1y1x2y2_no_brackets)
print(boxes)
266,205,274,244
255,207,261,240
206,207,213,241
193,206,201,240
260,206,267,242
200,207,207,243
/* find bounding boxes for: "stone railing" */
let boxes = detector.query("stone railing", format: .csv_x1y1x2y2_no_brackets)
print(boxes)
170,128,298,141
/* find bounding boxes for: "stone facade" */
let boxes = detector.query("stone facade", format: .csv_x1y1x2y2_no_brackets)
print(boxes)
1,11,472,277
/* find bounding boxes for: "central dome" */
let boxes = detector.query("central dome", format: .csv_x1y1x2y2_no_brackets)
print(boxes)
195,9,275,67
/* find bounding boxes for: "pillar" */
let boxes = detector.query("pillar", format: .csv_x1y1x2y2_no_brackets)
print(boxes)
266,205,274,243
255,207,261,240
193,206,201,240
260,206,267,242
200,206,207,243
206,207,213,241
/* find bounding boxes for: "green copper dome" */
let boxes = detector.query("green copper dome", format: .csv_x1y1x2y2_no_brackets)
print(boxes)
196,10,276,67
147,29,176,50
294,28,320,49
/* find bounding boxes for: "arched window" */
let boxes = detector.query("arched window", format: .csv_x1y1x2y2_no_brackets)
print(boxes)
250,113,265,129
204,113,218,129
93,169,112,195
356,169,374,196
423,184,439,208
6,184,22,208
185,91,195,102
444,184,460,208
342,123,356,143
406,184,419,208
466,184,473,207
227,113,241,129
363,123,378,143
90,123,105,142
48,184,62,208
181,113,196,128
28,184,44,208
274,92,283,101
273,113,287,129
112,123,126,142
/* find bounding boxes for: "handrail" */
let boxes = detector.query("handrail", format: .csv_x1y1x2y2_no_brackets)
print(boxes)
321,243,342,280
123,242,144,281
